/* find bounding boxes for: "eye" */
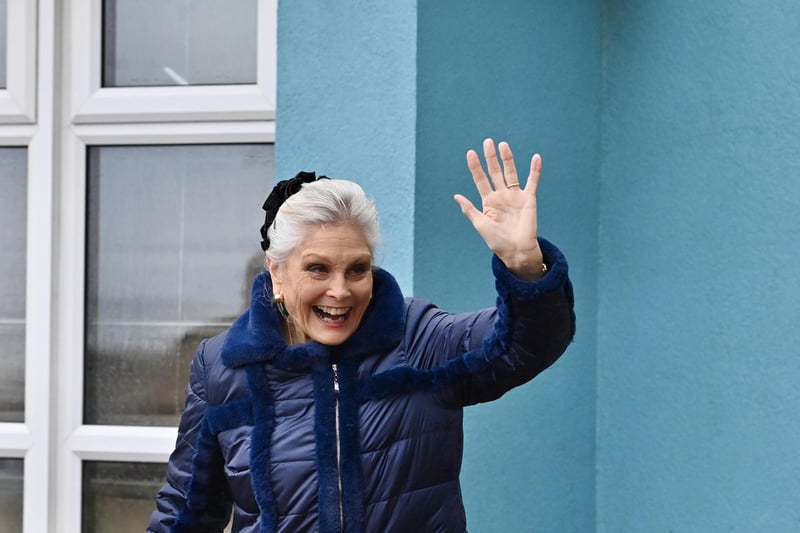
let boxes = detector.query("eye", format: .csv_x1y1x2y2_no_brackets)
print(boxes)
305,264,329,278
347,263,370,278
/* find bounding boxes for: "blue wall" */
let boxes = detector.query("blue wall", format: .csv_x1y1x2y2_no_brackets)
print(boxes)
415,2,600,532
598,1,800,530
275,0,418,294
277,1,598,531
277,0,800,531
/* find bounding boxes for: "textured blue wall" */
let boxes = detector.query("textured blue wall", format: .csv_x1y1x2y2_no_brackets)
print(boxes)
275,0,417,294
276,1,800,531
415,2,600,531
277,2,598,530
598,1,800,530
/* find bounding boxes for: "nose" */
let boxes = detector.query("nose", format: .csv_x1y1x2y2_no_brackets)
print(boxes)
326,274,351,300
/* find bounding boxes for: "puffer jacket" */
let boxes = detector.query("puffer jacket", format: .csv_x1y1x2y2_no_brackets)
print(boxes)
148,238,575,533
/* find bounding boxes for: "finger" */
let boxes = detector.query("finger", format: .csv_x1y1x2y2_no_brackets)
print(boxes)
482,138,505,191
524,153,542,195
498,141,519,188
453,194,484,227
466,149,494,198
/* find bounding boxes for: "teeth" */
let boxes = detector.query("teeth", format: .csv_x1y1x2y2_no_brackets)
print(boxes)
316,306,349,316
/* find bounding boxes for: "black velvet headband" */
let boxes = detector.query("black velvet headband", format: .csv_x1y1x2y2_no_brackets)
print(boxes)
259,171,329,251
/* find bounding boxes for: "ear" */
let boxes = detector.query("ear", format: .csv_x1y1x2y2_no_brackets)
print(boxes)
266,258,282,293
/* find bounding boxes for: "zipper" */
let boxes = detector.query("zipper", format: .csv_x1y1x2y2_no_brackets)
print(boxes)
332,363,344,531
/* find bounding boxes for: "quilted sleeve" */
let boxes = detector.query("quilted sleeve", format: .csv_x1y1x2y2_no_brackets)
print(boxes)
403,237,575,407
147,339,232,532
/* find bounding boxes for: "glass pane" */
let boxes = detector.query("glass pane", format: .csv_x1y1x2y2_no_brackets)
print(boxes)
102,0,258,87
0,459,23,532
82,461,166,533
84,144,273,425
0,0,7,88
0,147,26,422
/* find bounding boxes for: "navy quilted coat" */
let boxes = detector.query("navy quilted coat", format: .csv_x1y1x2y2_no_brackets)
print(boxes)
148,238,575,533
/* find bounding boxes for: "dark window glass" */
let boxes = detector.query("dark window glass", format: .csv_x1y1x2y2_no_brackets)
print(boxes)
82,461,167,533
0,458,23,532
0,147,26,422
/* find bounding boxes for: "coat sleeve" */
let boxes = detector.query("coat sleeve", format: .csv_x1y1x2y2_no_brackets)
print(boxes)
406,237,575,407
147,339,232,532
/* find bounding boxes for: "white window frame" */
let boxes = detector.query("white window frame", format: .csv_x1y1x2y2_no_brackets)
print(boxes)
1,0,278,526
68,0,276,123
56,122,275,532
0,132,46,533
0,1,54,531
50,0,278,531
0,0,37,122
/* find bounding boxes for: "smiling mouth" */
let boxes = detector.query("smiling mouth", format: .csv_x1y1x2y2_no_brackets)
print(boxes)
313,305,351,323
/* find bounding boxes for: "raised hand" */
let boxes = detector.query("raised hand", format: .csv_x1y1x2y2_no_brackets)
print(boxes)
453,138,546,281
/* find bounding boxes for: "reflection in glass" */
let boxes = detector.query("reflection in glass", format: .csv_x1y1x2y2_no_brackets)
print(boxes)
0,0,7,88
82,461,167,532
0,459,23,532
102,0,257,87
84,144,274,426
0,147,26,423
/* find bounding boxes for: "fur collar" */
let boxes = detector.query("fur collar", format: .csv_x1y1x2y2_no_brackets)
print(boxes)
220,268,406,370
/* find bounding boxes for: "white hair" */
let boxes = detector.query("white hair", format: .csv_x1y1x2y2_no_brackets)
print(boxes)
265,178,381,265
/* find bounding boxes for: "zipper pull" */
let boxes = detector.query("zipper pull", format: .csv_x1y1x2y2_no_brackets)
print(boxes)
332,363,340,394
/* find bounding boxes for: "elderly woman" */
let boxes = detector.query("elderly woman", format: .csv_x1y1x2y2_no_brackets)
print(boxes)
148,139,575,533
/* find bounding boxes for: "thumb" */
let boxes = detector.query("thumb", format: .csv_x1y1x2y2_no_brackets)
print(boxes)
453,194,482,227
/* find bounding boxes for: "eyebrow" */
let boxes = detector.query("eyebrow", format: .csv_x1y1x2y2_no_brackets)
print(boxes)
301,253,372,263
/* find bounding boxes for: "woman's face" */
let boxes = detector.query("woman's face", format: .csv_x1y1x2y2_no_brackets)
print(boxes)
268,222,373,345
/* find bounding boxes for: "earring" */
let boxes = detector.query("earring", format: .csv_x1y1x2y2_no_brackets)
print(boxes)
273,293,289,320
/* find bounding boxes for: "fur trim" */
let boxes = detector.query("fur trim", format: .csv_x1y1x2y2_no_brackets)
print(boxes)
491,237,569,299
206,399,254,432
245,364,278,532
337,357,366,532
173,400,252,531
173,419,232,531
309,358,366,533
312,362,341,532
218,275,285,368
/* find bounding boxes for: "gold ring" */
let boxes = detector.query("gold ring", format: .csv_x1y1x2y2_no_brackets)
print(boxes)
506,182,520,188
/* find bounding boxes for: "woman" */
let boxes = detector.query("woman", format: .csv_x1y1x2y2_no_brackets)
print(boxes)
148,139,575,532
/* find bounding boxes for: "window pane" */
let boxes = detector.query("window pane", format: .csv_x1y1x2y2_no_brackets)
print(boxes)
82,461,166,533
102,0,257,87
84,144,273,425
0,0,7,88
0,459,23,532
0,147,26,423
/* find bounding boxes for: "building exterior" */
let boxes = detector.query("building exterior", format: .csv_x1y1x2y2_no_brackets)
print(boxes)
1,1,798,532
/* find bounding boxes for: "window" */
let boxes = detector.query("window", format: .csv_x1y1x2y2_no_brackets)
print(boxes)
0,458,23,531
0,147,26,424
0,0,7,88
0,0,277,531
102,0,258,87
0,0,35,122
69,0,275,123
82,461,171,532
84,144,273,427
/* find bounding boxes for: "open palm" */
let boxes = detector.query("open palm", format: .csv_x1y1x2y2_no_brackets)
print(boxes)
454,138,545,281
